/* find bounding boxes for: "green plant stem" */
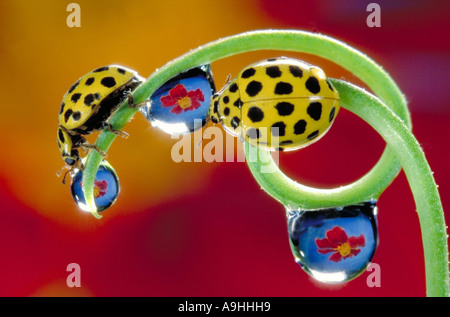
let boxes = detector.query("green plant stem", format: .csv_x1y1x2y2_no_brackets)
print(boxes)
80,29,448,296
83,29,410,217
245,79,448,297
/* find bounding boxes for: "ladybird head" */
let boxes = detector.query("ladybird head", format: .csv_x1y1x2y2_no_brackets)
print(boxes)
58,153,83,185
62,151,80,167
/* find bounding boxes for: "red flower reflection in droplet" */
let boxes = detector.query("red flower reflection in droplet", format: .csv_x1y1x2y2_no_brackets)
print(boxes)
80,179,108,199
160,84,204,114
315,226,365,262
93,180,108,198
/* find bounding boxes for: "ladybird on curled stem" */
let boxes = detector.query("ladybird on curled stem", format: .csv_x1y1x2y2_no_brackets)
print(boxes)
56,65,146,184
73,29,448,296
208,57,340,151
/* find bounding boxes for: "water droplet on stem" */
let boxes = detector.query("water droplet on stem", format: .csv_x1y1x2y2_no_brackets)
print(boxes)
287,200,378,283
70,160,120,213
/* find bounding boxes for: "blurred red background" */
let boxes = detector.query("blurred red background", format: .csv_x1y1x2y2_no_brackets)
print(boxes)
0,0,449,296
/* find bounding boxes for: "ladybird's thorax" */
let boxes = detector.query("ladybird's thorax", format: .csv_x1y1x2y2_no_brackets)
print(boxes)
215,78,243,136
57,125,73,156
60,140,81,166
209,93,222,124
57,125,84,166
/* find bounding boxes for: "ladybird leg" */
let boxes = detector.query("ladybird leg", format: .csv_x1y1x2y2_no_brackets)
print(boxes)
225,74,232,84
103,122,129,139
80,143,108,157
127,93,134,106
127,92,149,109
61,168,72,185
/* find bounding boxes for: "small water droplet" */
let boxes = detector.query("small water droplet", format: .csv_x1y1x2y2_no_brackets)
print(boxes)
139,65,216,135
70,160,120,213
287,201,378,283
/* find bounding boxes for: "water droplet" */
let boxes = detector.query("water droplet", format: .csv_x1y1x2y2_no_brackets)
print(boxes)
140,65,216,135
70,160,120,213
287,201,378,283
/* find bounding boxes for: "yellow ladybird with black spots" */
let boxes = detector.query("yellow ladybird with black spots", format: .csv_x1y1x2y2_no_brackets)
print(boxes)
59,65,144,134
209,57,340,151
57,65,145,179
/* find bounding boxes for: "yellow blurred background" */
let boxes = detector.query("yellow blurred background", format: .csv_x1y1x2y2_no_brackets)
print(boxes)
0,0,357,228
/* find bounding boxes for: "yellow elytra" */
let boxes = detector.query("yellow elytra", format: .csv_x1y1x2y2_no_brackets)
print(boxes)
209,57,340,151
58,65,143,133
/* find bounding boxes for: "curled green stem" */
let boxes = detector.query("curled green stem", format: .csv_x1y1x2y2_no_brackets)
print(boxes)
245,79,448,297
84,29,410,216
81,29,448,296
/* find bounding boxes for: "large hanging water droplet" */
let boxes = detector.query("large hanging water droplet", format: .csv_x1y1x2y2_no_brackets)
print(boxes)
287,200,378,283
140,65,216,135
70,160,120,213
